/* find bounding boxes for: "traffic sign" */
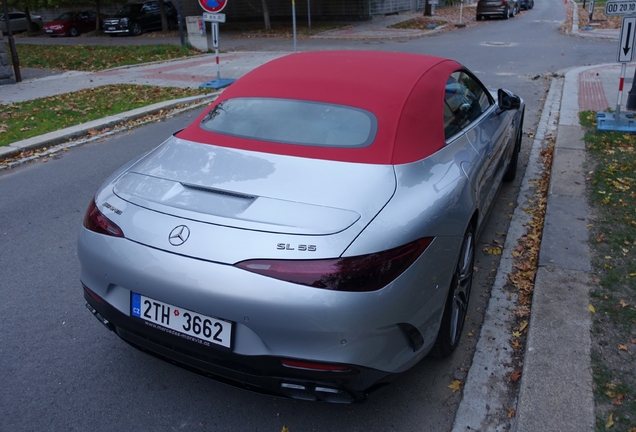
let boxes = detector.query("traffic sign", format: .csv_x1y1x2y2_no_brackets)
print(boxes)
203,12,226,22
198,0,227,13
605,0,636,15
619,16,636,62
212,22,219,48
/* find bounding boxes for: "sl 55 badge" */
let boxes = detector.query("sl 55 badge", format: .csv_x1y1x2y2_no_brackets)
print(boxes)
277,243,317,251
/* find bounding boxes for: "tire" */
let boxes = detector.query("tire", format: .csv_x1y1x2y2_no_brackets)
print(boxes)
131,22,142,36
503,6,510,19
69,26,78,37
503,113,523,182
476,14,483,20
529,0,534,8
429,225,475,358
509,5,516,17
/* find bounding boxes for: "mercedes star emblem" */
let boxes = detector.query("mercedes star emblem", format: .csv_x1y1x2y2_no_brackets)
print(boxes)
168,225,190,246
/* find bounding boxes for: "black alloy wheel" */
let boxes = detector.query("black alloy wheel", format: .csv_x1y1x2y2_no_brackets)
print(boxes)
429,225,475,358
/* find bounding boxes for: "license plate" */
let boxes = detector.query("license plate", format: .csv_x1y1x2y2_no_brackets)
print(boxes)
131,292,232,349
45,29,52,33
107,26,115,31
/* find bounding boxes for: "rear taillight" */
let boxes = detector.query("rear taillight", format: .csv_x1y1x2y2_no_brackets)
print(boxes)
280,359,351,372
83,199,124,238
235,237,433,292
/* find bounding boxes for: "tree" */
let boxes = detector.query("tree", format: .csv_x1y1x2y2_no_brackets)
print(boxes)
262,0,270,30
6,0,46,32
157,0,169,32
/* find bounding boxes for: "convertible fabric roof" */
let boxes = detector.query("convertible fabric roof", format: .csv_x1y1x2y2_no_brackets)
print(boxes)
177,51,461,165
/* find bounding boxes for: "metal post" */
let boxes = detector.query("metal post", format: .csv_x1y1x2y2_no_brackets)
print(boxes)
308,0,311,31
292,0,297,52
173,0,185,46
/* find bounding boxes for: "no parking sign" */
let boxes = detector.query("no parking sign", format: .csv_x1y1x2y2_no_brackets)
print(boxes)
199,0,227,13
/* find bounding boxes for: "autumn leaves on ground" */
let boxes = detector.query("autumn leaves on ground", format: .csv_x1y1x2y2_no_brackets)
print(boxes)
581,112,636,431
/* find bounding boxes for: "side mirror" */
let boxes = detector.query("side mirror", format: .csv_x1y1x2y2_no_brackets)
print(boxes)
497,88,521,112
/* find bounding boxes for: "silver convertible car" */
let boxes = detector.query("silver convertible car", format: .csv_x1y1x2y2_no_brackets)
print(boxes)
79,51,524,403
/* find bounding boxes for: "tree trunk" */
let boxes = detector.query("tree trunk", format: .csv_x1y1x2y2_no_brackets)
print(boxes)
158,0,169,32
262,0,271,30
95,0,102,31
24,6,34,32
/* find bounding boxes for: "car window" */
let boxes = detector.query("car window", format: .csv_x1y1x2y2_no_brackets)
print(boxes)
443,71,493,140
56,12,76,20
116,4,143,15
200,98,378,148
142,2,159,12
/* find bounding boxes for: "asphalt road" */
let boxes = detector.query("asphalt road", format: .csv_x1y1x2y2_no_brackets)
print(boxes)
0,2,618,431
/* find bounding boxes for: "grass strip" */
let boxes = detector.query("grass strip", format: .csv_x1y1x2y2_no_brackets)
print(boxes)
10,43,204,72
0,84,212,147
579,111,636,431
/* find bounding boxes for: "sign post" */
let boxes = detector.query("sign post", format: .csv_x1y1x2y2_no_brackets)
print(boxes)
198,0,235,89
597,2,636,131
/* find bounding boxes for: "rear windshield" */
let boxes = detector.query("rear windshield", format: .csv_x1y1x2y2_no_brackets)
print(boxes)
200,98,377,148
115,4,143,16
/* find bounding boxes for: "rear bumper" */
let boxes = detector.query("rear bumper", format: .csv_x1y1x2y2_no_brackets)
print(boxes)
477,6,507,15
84,286,391,402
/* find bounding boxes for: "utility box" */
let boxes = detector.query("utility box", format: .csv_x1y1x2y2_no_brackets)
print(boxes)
186,16,208,52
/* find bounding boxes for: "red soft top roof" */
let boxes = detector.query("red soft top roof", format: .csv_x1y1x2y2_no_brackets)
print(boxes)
177,51,461,165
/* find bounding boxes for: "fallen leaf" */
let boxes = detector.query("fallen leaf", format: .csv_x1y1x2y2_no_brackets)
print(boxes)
448,380,462,392
619,300,629,308
510,368,522,382
613,393,625,406
519,321,528,332
618,344,629,351
606,411,615,429
512,331,521,338
281,427,289,432
589,304,596,313
508,408,515,418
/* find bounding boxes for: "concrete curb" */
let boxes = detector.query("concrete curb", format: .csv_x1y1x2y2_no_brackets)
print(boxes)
0,93,218,160
569,0,619,40
513,65,594,432
453,70,567,432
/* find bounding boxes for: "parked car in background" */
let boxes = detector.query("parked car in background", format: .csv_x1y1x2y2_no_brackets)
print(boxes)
43,11,100,37
518,0,534,10
0,11,43,34
79,51,524,403
476,0,520,19
103,1,177,36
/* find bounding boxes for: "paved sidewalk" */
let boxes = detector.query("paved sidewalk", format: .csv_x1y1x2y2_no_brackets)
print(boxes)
0,52,288,105
1,7,633,430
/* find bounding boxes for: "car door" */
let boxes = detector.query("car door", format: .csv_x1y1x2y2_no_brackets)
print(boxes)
141,1,161,31
444,70,507,221
9,12,27,32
